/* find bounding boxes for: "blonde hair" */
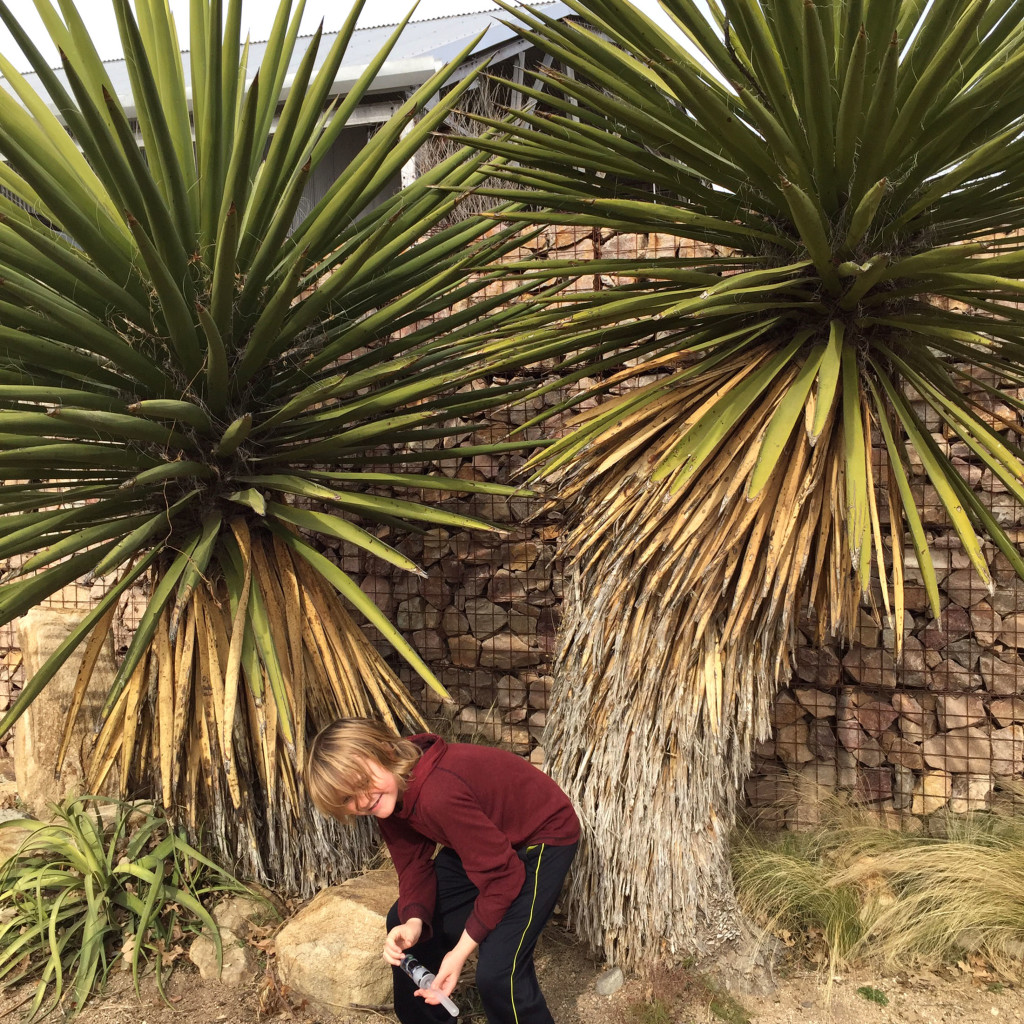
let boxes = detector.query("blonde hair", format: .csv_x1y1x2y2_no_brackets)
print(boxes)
305,718,422,823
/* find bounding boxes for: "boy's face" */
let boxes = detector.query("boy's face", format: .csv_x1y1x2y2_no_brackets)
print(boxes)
342,758,399,819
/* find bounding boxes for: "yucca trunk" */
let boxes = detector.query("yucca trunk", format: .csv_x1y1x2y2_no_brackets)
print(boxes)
546,359,865,963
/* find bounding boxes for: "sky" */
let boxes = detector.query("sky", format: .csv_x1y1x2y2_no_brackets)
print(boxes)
0,0,683,72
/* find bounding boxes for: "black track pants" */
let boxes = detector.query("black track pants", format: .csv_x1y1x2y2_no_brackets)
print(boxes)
387,841,577,1024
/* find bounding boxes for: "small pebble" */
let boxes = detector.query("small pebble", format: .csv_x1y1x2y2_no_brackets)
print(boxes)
594,966,624,996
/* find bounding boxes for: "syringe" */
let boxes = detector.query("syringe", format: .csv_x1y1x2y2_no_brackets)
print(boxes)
398,954,460,1017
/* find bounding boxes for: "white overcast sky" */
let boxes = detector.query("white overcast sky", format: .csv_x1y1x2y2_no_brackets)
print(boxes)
0,0,683,71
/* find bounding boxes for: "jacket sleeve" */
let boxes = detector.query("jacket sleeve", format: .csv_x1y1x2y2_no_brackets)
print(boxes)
379,817,438,937
423,774,526,943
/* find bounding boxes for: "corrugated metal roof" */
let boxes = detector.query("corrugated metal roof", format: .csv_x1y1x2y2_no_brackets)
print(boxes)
8,2,573,112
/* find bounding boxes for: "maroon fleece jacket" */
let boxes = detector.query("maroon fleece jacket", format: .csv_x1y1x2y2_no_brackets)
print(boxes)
378,734,580,943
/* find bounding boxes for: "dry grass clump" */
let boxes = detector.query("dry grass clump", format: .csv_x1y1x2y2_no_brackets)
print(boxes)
732,794,1024,976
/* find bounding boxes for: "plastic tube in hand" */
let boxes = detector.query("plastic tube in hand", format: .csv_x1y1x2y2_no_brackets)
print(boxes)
398,954,460,1017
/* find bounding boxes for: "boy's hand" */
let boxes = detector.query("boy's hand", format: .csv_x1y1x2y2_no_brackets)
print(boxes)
383,918,423,965
420,930,477,1003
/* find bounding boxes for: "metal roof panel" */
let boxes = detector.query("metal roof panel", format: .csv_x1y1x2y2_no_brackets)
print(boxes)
5,1,572,111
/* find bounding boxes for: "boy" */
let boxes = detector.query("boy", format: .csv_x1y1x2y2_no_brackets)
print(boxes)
306,718,580,1023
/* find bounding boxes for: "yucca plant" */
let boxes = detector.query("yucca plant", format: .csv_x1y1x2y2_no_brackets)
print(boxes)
463,0,1024,964
0,795,248,1019
0,0,538,889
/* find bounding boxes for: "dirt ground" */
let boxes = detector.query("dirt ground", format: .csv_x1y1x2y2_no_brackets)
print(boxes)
4,920,1024,1024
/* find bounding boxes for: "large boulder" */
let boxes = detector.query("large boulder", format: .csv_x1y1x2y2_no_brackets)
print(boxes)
275,867,397,1009
13,608,118,816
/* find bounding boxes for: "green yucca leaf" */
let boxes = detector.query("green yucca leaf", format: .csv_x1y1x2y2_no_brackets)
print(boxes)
749,344,826,500
471,9,1024,898
0,0,550,888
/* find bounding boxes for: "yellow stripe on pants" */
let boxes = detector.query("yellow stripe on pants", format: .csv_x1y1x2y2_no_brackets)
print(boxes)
510,844,545,1024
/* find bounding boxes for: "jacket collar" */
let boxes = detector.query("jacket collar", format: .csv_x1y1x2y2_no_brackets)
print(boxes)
397,733,446,817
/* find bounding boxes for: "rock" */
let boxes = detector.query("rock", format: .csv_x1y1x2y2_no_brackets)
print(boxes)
499,540,541,572
487,570,528,604
843,646,897,688
898,637,931,687
898,712,938,744
797,761,837,791
980,651,1024,695
990,697,1024,725
410,629,445,663
595,967,625,996
421,529,451,565
464,598,509,639
892,692,927,724
441,607,469,636
456,705,503,742
970,601,1002,647
794,645,842,686
775,721,813,766
923,727,991,775
14,608,120,816
447,634,481,668
928,657,976,691
528,676,553,711
837,720,885,766
892,765,915,810
0,819,35,867
478,634,544,670
1000,613,1024,648
911,770,952,815
420,572,451,611
853,608,881,648
275,868,397,1009
745,774,797,808
944,569,991,610
494,675,528,710
508,605,541,636
771,692,806,727
882,736,925,772
949,774,993,813
189,927,253,987
945,637,985,673
528,710,547,743
863,799,913,831
920,605,973,648
213,893,280,938
854,700,899,738
397,598,440,633
854,766,892,804
358,575,394,616
935,692,987,731
992,581,1024,617
793,688,836,719
836,747,859,788
806,720,837,759
990,724,1024,776
785,798,824,832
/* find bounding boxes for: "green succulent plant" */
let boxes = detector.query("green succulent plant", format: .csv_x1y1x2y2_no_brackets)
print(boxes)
0,796,249,1019
466,0,1024,963
0,0,535,888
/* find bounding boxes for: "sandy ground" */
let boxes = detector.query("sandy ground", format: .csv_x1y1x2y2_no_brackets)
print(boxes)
3,919,1024,1024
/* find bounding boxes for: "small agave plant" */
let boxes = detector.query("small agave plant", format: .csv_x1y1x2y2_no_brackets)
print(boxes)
0,0,534,888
